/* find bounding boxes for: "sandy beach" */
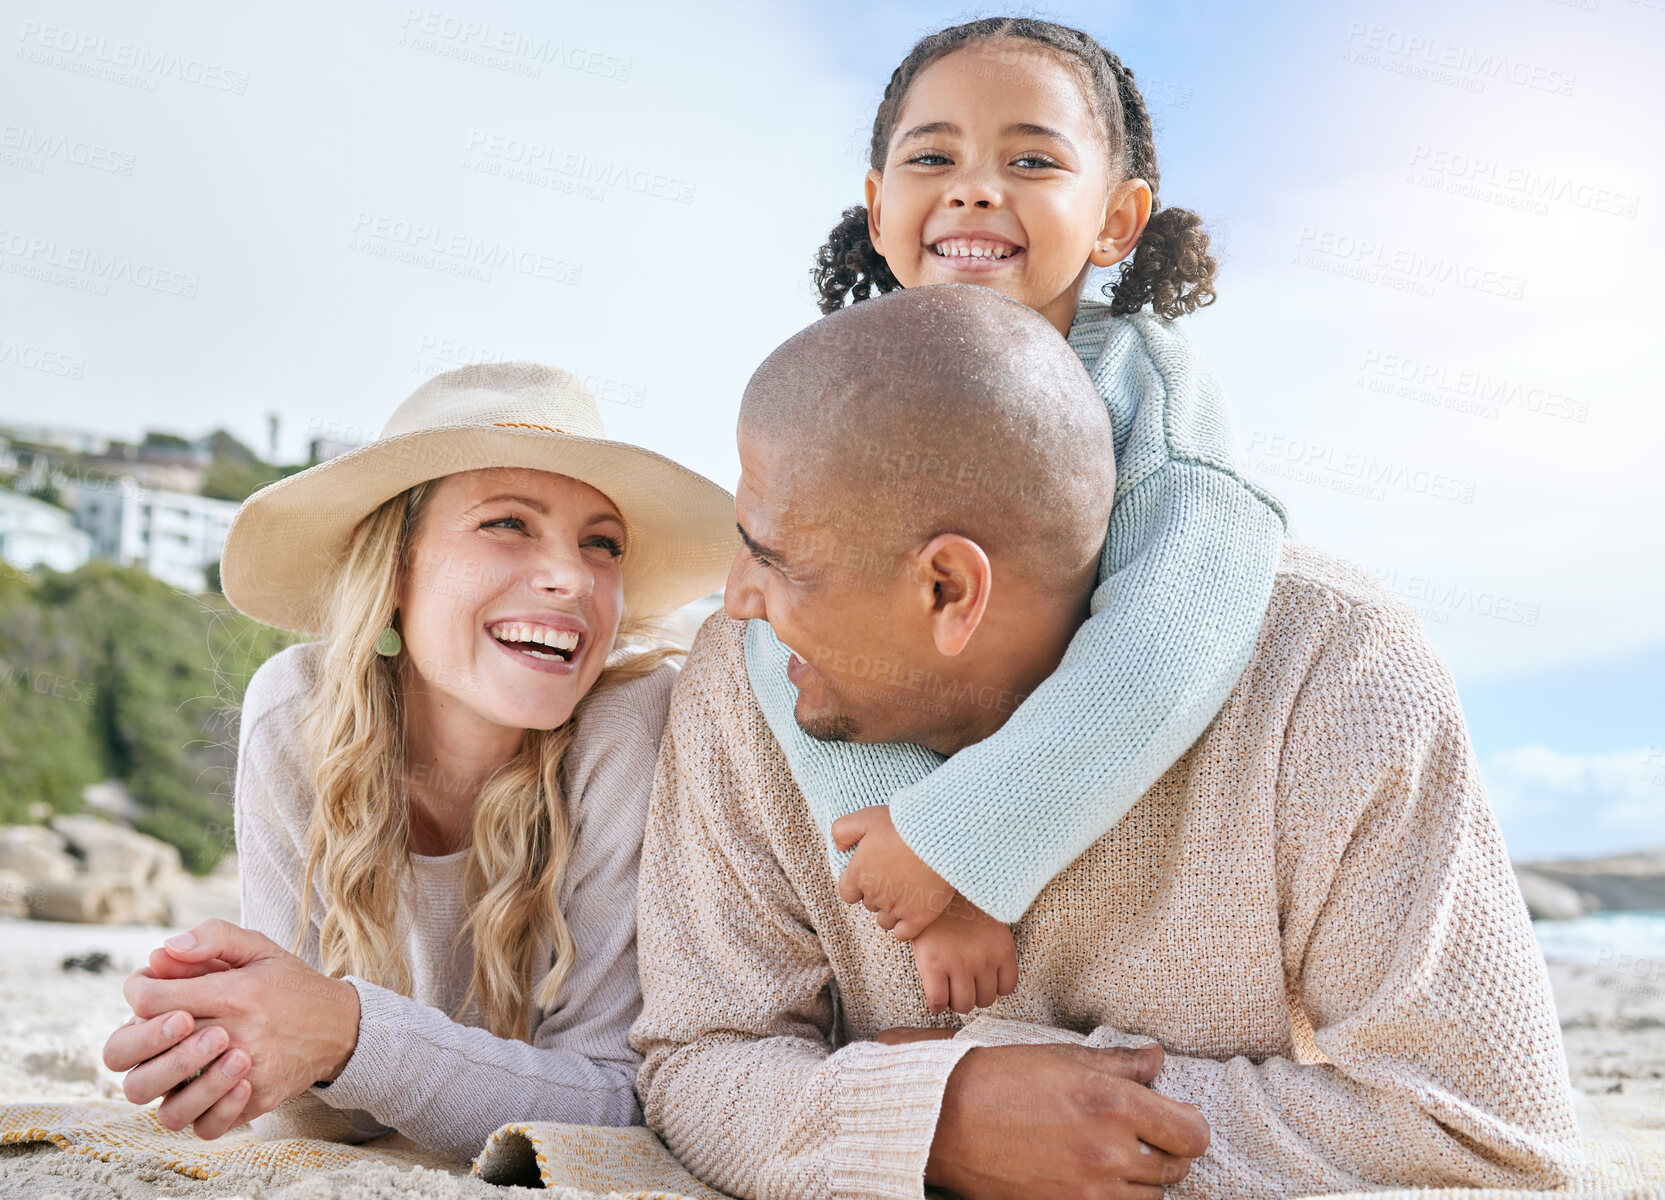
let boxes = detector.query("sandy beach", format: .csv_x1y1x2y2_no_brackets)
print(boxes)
3,912,1662,1111
2,908,1662,1197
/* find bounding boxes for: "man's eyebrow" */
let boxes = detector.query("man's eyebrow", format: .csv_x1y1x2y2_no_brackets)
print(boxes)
736,523,783,565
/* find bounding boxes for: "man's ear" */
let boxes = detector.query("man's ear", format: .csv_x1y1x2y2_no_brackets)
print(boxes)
1089,177,1153,268
910,534,991,657
864,169,886,256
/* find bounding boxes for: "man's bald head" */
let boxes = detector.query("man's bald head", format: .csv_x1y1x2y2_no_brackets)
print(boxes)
739,284,1115,594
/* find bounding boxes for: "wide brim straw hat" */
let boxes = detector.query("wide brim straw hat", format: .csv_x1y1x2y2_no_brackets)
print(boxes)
221,362,737,633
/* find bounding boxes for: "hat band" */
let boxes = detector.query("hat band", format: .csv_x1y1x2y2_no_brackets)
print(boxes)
492,421,571,434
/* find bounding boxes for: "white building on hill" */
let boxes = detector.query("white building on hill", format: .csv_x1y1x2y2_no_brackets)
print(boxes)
75,486,238,594
0,488,91,573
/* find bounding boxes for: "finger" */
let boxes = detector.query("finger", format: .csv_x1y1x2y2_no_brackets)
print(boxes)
830,813,866,852
155,1047,249,1133
874,908,900,932
1119,1140,1195,1188
147,946,234,979
161,919,277,969
124,967,244,1021
104,1011,194,1073
191,1078,252,1141
973,970,997,1011
890,914,926,941
921,967,949,1015
836,867,865,905
121,1025,230,1105
1089,1041,1165,1084
947,970,976,1015
996,953,1018,997
1130,1088,1211,1160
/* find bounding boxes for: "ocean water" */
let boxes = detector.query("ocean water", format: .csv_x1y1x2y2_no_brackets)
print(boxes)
1533,911,1665,964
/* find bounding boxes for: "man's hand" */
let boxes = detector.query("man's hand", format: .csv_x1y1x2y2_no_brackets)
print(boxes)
103,919,361,1138
911,898,1018,1014
928,1042,1210,1200
832,805,955,941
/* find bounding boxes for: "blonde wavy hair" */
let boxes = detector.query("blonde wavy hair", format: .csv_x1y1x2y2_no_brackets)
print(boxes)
296,479,675,1039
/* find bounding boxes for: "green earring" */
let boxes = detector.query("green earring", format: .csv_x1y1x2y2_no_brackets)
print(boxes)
375,627,402,657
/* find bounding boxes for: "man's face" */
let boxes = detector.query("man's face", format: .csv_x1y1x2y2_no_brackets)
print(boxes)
724,427,932,745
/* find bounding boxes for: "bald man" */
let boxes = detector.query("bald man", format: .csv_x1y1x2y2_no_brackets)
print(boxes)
631,286,1581,1200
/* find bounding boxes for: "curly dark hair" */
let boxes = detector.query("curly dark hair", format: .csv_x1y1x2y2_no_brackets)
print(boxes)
812,17,1217,321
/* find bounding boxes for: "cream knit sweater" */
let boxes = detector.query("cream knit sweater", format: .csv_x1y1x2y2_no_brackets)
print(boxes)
632,543,1583,1200
235,643,674,1161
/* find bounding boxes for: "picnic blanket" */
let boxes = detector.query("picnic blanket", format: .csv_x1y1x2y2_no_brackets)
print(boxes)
2,1088,1660,1197
0,1100,723,1198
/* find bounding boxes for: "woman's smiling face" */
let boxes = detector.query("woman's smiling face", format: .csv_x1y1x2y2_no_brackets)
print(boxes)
397,467,627,737
865,39,1146,334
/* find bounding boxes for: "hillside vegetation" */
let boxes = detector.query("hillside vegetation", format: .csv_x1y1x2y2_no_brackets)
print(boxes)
0,561,300,872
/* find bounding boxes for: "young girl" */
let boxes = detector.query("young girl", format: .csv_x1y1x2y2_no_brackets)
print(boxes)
743,17,1287,1015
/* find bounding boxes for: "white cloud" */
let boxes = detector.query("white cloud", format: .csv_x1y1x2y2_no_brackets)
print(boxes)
1482,745,1665,861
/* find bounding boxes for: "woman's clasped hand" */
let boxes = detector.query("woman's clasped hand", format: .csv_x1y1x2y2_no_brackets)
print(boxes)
103,919,360,1138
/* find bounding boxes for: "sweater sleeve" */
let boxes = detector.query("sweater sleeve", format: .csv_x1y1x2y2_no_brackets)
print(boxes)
957,598,1585,1196
633,621,976,1200
746,310,1288,922
313,667,675,1161
232,645,393,1146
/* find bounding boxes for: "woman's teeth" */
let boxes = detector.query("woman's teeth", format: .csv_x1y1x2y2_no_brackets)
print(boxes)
930,239,1019,259
490,623,579,661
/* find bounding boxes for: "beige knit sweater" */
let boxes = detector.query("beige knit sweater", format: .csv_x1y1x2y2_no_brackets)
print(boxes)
631,543,1584,1200
235,642,675,1161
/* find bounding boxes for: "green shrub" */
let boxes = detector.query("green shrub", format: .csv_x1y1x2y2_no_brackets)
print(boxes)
0,562,301,871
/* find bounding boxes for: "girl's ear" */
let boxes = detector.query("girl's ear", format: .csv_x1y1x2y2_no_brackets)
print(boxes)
864,169,886,256
1090,178,1153,268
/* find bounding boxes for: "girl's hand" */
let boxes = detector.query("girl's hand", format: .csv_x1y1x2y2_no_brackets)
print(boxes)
109,919,361,1138
832,805,956,941
909,899,1019,1015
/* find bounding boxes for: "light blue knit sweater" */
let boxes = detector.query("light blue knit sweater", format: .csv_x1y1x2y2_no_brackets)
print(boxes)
743,302,1288,923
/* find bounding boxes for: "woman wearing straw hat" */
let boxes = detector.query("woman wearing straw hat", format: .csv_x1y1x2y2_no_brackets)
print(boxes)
98,364,736,1160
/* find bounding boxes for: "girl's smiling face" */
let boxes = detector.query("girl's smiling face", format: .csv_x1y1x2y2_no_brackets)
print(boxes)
397,467,627,739
865,38,1150,335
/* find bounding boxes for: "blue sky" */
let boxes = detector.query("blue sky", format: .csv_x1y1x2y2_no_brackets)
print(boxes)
3,0,1660,860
